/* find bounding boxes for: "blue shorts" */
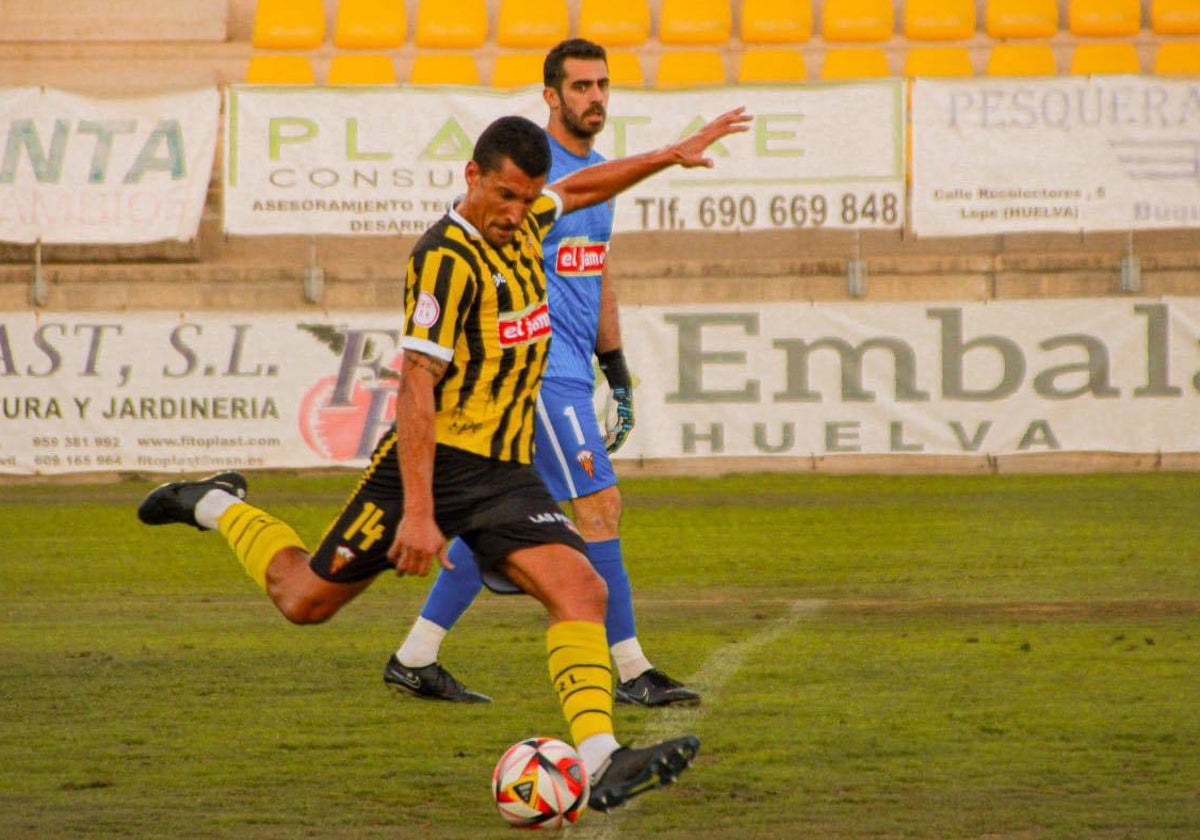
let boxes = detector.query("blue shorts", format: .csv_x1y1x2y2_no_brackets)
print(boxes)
533,377,617,502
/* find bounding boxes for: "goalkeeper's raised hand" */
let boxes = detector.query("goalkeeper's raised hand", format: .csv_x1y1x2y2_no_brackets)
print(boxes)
598,349,634,454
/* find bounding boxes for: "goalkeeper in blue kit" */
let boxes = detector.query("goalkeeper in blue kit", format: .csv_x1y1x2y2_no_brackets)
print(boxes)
385,38,700,708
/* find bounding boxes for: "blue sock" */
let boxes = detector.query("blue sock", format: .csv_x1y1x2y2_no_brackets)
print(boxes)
588,539,636,646
419,539,484,629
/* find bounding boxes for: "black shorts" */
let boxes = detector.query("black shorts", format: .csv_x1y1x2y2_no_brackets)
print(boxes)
309,431,587,591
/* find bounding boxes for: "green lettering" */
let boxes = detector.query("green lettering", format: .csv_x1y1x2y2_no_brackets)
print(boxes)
268,117,317,160
347,118,390,161
419,118,472,162
756,114,805,157
77,120,136,183
0,119,69,184
123,120,185,183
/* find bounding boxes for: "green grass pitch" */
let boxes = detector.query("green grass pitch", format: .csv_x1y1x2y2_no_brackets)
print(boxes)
2,471,1198,838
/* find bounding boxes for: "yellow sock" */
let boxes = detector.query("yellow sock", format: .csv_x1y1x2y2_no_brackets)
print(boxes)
547,620,613,746
217,503,306,591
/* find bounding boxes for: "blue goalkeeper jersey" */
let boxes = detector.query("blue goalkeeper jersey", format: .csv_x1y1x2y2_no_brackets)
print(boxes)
542,133,613,388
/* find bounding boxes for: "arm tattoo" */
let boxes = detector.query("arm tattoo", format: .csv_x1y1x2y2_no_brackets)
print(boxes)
404,350,449,381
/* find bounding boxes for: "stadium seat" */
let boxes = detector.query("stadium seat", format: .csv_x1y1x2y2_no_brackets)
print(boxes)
659,0,734,45
415,0,488,48
1069,42,1141,74
986,43,1058,75
904,46,974,77
903,0,976,41
606,51,646,86
246,54,317,84
333,0,407,49
491,51,546,88
252,0,326,49
1152,0,1200,35
328,53,398,85
409,52,481,85
496,0,570,48
740,0,813,44
820,47,891,78
985,0,1059,39
821,0,895,42
737,47,808,82
1068,0,1142,37
655,50,728,87
1153,41,1200,75
578,0,651,46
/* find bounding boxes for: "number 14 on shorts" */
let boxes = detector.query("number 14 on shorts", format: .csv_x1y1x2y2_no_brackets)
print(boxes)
344,502,386,550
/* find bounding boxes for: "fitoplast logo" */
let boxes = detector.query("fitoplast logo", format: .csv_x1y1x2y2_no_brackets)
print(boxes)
297,324,401,462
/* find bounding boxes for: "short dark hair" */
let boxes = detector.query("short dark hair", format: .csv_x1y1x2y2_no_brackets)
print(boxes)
543,38,607,91
472,115,551,178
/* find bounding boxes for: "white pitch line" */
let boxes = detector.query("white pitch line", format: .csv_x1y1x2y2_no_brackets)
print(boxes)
571,599,827,839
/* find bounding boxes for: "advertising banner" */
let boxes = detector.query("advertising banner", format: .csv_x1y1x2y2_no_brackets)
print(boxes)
912,77,1200,236
618,298,1200,459
223,82,905,236
2,299,1198,475
0,87,219,244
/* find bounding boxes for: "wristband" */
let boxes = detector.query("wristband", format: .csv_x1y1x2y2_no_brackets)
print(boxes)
597,349,632,391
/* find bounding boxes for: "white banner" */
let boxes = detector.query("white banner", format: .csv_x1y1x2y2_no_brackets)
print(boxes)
912,77,1200,236
618,298,1200,458
0,88,219,244
0,312,405,475
223,82,904,236
2,299,1198,475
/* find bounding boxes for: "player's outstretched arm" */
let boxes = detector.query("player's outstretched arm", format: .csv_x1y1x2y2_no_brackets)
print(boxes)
552,107,751,216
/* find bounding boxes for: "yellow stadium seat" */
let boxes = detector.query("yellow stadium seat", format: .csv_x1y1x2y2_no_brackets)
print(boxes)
986,43,1058,75
578,0,651,46
606,51,646,86
333,0,406,49
822,0,895,42
415,0,488,48
496,0,569,48
1070,42,1141,74
491,51,546,88
904,46,974,77
246,54,317,84
740,0,813,43
1152,0,1200,34
985,0,1059,39
904,0,976,41
820,47,891,78
655,50,728,87
1068,0,1142,36
252,0,326,49
1154,41,1200,74
409,52,481,85
737,47,808,82
659,0,734,46
328,53,398,85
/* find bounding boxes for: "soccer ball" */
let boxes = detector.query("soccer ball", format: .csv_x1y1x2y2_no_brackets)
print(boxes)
492,737,589,829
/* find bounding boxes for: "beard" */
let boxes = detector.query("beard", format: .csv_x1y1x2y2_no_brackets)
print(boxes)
562,105,605,141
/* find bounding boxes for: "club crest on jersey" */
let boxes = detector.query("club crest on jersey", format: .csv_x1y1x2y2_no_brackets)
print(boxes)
555,238,608,277
413,292,440,328
498,301,551,348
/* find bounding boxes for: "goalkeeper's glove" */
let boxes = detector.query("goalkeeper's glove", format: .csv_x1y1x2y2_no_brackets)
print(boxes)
598,349,634,454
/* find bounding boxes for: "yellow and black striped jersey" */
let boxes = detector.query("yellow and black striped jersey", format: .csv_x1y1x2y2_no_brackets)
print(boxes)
401,191,562,463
